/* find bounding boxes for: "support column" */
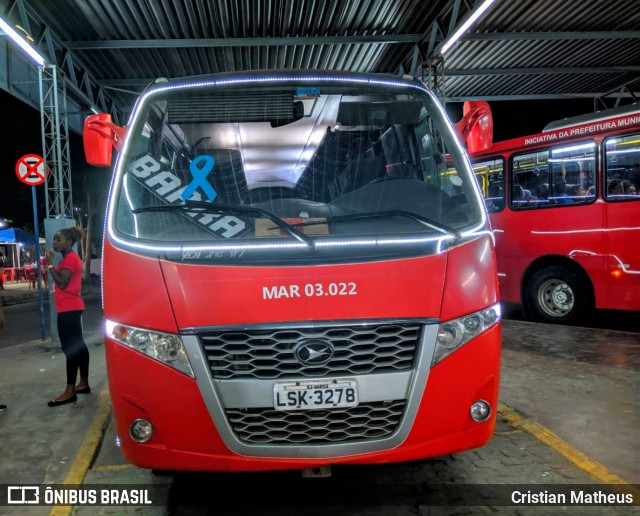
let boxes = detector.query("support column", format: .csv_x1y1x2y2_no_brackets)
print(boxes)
40,64,73,219
39,64,74,343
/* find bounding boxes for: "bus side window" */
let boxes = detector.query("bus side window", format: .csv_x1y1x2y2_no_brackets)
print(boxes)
511,143,596,209
472,158,504,213
487,184,504,212
512,184,532,205
605,133,640,201
511,150,549,209
549,142,596,205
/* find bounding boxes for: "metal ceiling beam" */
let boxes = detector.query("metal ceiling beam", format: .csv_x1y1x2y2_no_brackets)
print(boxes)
412,2,640,101
445,66,640,76
444,92,640,102
100,79,156,87
462,31,640,41
106,65,640,89
98,68,640,90
2,0,125,122
594,77,640,110
395,0,472,78
65,34,424,50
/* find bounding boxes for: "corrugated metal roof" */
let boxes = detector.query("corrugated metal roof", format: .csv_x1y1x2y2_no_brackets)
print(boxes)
1,0,638,112
439,0,640,101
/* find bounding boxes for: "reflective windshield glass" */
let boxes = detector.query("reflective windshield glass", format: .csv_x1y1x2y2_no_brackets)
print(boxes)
110,73,483,257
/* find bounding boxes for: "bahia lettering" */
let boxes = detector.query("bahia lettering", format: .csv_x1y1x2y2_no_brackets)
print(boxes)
128,154,247,238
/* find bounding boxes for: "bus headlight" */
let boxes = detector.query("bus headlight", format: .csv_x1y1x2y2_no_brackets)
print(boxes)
105,320,195,377
432,304,500,366
156,336,181,361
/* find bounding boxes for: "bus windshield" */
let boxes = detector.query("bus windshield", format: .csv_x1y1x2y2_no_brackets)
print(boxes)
110,73,483,260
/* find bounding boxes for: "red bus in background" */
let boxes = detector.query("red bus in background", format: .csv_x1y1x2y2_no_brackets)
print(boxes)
83,70,501,473
457,101,640,324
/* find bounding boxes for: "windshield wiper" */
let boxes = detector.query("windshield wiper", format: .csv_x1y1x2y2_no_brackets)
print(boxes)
131,201,316,250
281,210,461,240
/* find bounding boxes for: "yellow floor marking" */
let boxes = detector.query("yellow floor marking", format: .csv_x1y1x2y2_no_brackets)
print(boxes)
49,384,111,516
92,463,133,472
499,402,638,495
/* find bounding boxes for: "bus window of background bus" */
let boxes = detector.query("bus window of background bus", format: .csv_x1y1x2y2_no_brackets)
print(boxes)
416,118,480,225
510,143,596,209
511,150,549,208
469,159,504,213
604,133,640,201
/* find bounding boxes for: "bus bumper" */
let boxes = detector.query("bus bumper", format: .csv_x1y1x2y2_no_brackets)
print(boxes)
106,325,501,472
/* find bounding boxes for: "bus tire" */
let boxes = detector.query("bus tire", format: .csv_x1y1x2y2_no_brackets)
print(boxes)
524,266,589,324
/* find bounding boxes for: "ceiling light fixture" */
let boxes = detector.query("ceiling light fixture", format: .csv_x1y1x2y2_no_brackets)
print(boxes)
0,16,45,65
440,0,498,56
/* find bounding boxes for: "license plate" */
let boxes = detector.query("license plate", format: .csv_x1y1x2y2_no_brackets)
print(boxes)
273,379,358,411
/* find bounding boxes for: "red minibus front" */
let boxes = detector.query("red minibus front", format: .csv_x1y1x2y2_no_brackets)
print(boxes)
85,70,501,472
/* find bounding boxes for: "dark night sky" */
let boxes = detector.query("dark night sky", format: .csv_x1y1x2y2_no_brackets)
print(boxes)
0,88,48,228
0,88,88,229
0,88,593,231
487,98,593,142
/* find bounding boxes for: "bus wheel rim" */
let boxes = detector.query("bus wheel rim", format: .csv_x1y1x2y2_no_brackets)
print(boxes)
537,278,574,317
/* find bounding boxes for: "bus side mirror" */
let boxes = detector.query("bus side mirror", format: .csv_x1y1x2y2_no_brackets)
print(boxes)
83,113,126,167
455,101,493,153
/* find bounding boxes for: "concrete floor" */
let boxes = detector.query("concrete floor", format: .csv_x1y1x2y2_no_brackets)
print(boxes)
500,320,639,484
0,289,637,513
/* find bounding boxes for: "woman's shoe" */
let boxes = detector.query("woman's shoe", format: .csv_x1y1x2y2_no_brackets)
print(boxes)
48,395,77,407
75,387,91,394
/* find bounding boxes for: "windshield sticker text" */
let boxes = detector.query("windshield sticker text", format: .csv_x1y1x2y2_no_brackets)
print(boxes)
182,249,246,260
262,282,358,299
128,154,247,238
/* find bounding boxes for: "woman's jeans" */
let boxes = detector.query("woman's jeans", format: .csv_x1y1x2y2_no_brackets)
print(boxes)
57,310,89,385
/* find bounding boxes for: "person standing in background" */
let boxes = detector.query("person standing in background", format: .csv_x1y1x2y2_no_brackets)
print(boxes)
0,249,6,290
46,227,91,407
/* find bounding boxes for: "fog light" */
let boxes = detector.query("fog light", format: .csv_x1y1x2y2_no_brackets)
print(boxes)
129,419,153,443
470,400,491,422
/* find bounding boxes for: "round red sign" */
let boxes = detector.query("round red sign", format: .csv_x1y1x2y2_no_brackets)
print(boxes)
15,154,48,186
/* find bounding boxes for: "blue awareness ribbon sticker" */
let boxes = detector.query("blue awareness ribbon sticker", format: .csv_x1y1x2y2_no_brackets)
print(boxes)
181,155,218,202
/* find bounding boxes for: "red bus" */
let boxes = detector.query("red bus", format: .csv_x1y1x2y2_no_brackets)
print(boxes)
457,101,640,323
83,70,500,473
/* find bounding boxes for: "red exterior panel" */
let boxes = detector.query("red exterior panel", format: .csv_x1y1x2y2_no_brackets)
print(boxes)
162,254,447,327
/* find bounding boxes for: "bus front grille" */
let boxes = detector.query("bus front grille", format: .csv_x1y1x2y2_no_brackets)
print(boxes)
198,323,421,380
225,401,406,445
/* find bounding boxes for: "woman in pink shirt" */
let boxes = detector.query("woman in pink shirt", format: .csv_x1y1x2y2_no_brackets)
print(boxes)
46,227,91,407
